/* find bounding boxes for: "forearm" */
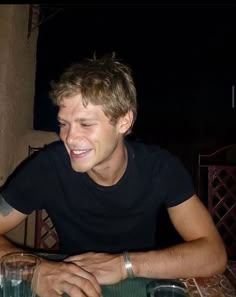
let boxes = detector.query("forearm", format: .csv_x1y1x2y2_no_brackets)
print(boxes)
130,238,227,279
0,235,24,258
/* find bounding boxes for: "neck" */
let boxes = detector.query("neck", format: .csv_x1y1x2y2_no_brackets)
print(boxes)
88,143,128,186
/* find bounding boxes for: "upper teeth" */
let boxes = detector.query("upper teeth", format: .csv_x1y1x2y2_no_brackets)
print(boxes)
73,150,88,154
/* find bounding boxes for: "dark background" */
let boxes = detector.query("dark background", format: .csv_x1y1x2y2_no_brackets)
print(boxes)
34,4,236,147
33,3,236,247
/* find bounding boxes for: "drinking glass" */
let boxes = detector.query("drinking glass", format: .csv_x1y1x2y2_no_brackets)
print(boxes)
1,252,41,297
146,279,188,297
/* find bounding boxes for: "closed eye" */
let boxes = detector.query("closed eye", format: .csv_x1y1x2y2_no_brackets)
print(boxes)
81,123,94,127
58,122,67,128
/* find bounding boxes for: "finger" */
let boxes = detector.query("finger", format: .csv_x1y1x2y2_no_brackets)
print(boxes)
64,256,81,262
61,278,101,297
45,290,62,297
65,265,101,295
36,261,101,297
36,287,63,297
54,261,101,293
65,252,96,262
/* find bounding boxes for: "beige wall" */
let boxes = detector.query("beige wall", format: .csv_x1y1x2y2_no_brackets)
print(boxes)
0,5,59,246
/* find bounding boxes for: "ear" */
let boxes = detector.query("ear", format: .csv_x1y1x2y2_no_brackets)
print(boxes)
118,110,134,134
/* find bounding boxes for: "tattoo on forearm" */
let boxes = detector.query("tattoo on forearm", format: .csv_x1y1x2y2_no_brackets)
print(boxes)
0,195,13,216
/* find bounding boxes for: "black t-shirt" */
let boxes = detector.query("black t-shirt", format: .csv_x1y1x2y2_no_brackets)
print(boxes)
1,140,195,255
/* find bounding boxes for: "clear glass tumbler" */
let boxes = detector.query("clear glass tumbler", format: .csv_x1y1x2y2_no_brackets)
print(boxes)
1,252,41,297
146,279,189,297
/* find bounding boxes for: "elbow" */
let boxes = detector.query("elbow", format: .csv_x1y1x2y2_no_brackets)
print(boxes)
210,243,228,275
203,239,228,277
216,238,228,274
216,247,228,274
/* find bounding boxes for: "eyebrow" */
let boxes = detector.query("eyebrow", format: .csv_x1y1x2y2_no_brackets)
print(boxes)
57,116,98,122
57,116,67,122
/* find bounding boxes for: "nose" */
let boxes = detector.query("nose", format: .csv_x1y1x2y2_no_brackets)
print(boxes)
64,125,82,145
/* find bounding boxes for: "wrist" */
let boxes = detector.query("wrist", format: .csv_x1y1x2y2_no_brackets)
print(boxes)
123,251,135,279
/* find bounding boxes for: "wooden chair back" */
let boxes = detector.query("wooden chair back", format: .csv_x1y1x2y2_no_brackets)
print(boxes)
198,144,236,260
28,145,59,251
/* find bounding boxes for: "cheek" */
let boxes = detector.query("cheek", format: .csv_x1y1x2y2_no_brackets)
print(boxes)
59,129,66,140
104,126,119,139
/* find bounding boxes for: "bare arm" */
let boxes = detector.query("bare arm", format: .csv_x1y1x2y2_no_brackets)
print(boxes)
0,195,101,297
0,194,27,256
67,195,227,284
131,194,227,279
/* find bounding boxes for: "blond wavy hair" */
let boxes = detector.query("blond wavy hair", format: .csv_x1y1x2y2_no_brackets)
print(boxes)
50,53,137,133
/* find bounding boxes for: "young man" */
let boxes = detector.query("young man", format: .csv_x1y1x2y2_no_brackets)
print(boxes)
0,54,227,297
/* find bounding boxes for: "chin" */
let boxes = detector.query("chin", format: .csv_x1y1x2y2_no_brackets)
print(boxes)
70,162,90,173
71,166,87,173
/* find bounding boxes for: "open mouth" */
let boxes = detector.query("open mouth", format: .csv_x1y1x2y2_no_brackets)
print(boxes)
70,149,92,159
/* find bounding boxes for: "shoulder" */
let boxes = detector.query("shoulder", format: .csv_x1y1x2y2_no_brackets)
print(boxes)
126,140,178,167
43,140,65,152
26,141,69,169
126,140,192,187
39,140,67,158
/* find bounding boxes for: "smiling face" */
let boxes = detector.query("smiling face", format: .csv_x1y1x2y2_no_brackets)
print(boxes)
58,94,133,179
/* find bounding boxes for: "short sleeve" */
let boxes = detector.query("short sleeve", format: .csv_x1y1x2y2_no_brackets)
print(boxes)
0,150,54,214
163,155,196,208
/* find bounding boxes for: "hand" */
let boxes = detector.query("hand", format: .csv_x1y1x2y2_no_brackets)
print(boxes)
33,259,102,297
65,252,126,285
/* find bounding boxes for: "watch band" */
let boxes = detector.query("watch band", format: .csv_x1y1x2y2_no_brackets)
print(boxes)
123,251,135,278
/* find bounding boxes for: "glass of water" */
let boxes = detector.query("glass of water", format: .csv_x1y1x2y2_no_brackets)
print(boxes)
1,252,41,297
146,279,188,297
